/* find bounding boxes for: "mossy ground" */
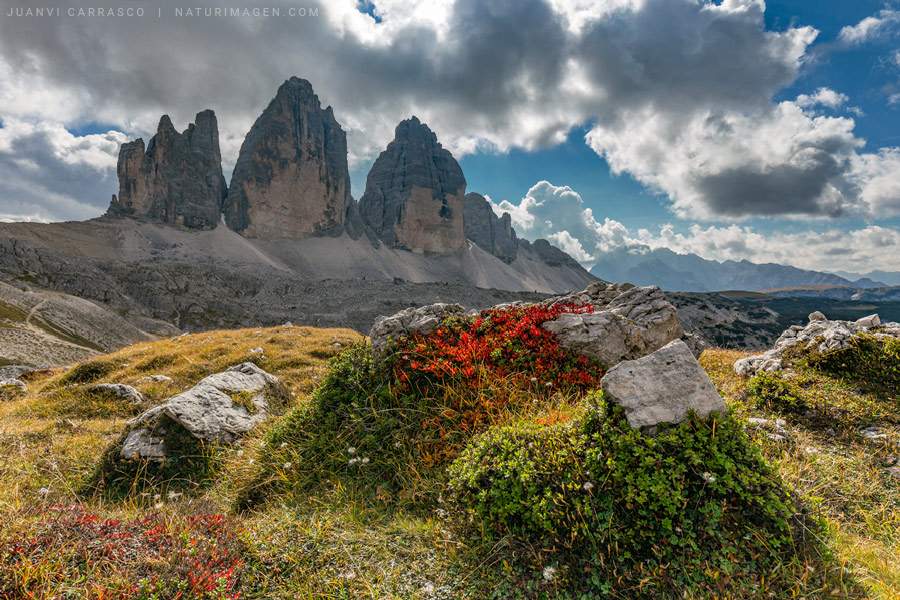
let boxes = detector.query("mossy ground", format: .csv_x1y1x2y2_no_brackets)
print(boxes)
1,325,898,598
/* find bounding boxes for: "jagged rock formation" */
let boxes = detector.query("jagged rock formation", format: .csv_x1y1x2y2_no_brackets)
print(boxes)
369,303,467,351
108,111,226,230
734,311,900,376
463,193,518,263
224,77,352,239
359,117,466,254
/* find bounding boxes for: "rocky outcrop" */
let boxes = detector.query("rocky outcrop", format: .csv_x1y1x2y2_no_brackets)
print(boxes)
541,283,684,368
734,312,900,377
369,303,467,351
359,117,467,254
224,77,352,239
121,363,284,461
0,379,28,394
108,111,227,230
600,340,726,431
90,383,145,405
463,193,518,263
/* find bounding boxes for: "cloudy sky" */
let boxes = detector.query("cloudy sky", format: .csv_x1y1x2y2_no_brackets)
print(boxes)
0,0,898,275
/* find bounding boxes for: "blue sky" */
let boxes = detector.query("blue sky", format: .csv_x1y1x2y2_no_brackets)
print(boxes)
1,0,898,273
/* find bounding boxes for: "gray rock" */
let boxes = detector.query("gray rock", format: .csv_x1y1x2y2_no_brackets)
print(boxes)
224,77,352,239
0,365,32,380
122,363,283,460
0,378,28,393
359,117,467,254
120,428,167,462
91,383,145,404
734,311,899,376
886,466,900,482
369,303,467,352
137,374,173,383
109,111,227,230
542,284,683,368
599,340,726,431
463,192,518,263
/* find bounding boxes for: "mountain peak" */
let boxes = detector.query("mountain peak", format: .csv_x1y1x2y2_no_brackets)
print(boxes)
223,76,352,239
358,117,466,254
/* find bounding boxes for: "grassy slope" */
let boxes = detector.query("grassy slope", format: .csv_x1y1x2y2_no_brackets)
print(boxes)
0,329,898,598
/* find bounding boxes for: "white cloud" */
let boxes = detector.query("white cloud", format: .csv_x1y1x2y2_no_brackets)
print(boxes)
795,87,848,109
838,9,900,45
496,180,900,273
0,0,897,225
0,119,125,222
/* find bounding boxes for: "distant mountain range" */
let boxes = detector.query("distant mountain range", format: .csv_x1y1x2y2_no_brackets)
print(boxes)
590,247,891,292
827,270,900,287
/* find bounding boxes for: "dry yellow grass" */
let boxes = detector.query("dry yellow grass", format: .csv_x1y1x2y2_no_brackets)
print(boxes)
702,347,900,600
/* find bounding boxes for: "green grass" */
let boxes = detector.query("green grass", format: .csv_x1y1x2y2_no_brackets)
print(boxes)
1,325,899,598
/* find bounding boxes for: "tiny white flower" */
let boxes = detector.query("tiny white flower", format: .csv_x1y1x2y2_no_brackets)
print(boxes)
248,459,255,465
544,381,553,388
422,582,435,595
236,449,245,456
542,566,556,581
349,457,360,466
167,491,183,501
280,442,288,448
283,462,292,470
582,481,594,491
530,377,538,383
347,447,356,454
361,457,370,464
393,440,402,448
701,472,716,484
37,487,51,497
154,502,164,509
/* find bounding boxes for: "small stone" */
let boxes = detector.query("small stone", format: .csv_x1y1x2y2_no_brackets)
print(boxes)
809,311,827,322
886,467,900,482
90,383,145,404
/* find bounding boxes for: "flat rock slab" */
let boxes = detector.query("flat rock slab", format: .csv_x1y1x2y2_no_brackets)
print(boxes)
600,339,726,431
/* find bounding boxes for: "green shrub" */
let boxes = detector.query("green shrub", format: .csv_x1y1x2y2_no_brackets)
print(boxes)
448,394,798,594
56,359,117,385
806,334,900,395
745,372,807,414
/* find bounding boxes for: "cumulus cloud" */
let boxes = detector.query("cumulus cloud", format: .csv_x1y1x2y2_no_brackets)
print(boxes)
494,180,900,273
0,0,897,225
795,87,848,109
838,9,900,45
0,119,125,222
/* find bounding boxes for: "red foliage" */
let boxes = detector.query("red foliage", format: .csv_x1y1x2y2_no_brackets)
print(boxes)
0,505,243,600
390,303,605,401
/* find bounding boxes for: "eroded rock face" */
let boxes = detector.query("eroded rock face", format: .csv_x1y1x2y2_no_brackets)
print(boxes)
600,340,726,432
224,77,352,239
359,117,466,254
464,192,518,263
369,303,467,351
109,111,227,230
541,283,684,368
734,312,900,377
120,363,283,461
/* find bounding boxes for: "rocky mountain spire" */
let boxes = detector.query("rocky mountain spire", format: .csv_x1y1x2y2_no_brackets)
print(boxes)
223,77,352,239
109,110,226,230
358,117,467,254
463,192,518,263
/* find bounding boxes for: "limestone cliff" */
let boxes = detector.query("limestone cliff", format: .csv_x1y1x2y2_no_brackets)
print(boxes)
109,111,226,230
463,192,518,263
359,117,466,254
224,77,352,239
